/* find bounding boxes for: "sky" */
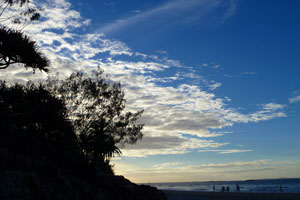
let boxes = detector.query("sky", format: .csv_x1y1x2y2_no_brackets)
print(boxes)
1,0,300,183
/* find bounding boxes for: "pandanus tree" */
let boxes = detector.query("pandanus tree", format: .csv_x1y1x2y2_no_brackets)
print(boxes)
0,81,77,151
0,0,48,72
0,28,49,72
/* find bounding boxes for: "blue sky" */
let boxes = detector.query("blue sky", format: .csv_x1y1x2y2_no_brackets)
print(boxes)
2,0,300,183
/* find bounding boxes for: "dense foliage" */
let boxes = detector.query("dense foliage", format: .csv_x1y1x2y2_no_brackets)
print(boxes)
0,81,81,174
0,27,49,71
46,71,144,163
0,0,46,72
0,70,144,174
0,0,143,176
0,82,71,140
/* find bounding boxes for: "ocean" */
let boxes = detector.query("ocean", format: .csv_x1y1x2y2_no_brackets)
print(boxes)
147,178,300,193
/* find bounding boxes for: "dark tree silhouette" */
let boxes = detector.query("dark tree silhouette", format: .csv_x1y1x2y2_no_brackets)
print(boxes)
0,81,75,145
0,27,49,72
0,0,47,72
0,0,40,25
46,70,144,163
0,81,91,174
2,0,29,7
0,0,146,178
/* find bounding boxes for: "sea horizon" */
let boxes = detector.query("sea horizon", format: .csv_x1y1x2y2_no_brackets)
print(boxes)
144,178,300,193
141,177,300,184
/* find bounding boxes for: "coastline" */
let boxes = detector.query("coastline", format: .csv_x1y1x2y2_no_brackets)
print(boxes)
163,190,300,200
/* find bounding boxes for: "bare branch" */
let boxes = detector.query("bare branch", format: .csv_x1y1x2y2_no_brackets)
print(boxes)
0,2,9,17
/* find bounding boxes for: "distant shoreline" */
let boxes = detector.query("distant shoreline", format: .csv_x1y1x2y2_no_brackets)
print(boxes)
142,177,300,185
145,178,300,193
163,190,300,200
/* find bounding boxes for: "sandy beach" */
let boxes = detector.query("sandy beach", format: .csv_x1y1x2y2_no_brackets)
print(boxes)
163,190,300,200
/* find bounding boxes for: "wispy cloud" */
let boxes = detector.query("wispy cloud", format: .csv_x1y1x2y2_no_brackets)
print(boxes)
220,0,237,23
153,162,183,169
241,72,257,75
114,159,300,182
131,10,141,13
191,160,270,169
209,81,222,90
289,95,300,103
96,0,237,35
198,149,253,154
262,103,286,110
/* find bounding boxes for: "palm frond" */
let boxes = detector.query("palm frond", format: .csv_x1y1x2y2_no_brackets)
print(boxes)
0,27,49,72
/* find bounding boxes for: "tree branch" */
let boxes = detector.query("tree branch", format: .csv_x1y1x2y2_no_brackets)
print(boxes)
0,65,9,69
0,60,22,69
0,2,9,17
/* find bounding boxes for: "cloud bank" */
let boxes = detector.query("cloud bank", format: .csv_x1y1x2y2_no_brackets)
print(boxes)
0,0,287,159
115,159,300,182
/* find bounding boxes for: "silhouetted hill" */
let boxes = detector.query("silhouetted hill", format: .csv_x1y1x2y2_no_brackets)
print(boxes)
0,82,166,200
0,145,167,200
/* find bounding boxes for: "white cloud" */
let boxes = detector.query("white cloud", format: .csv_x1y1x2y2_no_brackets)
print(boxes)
131,10,141,13
121,134,228,157
224,74,234,78
191,160,269,169
241,72,257,75
289,95,300,103
0,0,288,158
156,50,168,55
221,103,286,123
209,81,222,90
198,149,253,154
153,162,183,169
114,159,300,182
211,64,221,69
262,103,285,110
